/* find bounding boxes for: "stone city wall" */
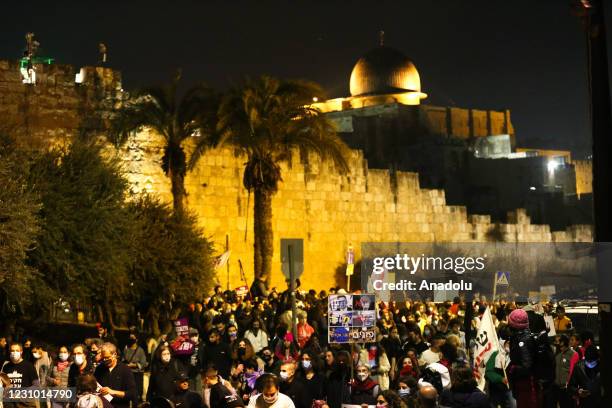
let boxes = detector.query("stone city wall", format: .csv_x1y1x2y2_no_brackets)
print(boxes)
0,60,593,291
120,130,592,291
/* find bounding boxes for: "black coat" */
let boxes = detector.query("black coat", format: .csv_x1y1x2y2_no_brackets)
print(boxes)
199,342,232,379
172,390,203,408
68,359,94,387
147,360,186,401
440,388,490,408
279,377,309,408
208,382,244,408
94,362,137,408
568,361,601,408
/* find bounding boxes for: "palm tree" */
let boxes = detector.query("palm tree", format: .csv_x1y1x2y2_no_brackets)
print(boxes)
214,76,350,283
109,74,220,215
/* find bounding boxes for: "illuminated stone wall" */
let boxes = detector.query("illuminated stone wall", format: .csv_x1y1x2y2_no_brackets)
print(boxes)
0,60,593,292
572,159,593,198
120,130,592,291
0,60,121,147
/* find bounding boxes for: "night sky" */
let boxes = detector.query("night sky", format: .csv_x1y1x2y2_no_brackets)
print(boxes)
3,1,610,158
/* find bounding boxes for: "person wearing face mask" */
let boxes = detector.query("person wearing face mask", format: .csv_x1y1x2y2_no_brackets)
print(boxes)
244,319,268,354
147,345,186,402
396,375,418,408
94,342,137,408
47,346,71,401
568,345,601,408
1,343,39,393
349,364,379,405
121,332,147,403
258,347,280,375
199,329,232,380
375,389,404,408
278,362,308,408
247,374,294,408
298,352,324,405
22,339,33,363
68,344,93,388
86,339,103,370
185,327,202,394
31,344,52,387
324,350,351,408
553,334,577,408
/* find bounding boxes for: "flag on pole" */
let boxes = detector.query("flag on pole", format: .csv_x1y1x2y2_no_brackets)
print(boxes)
214,250,231,269
472,307,500,391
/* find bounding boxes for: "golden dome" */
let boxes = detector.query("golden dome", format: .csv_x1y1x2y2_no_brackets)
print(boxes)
349,46,423,97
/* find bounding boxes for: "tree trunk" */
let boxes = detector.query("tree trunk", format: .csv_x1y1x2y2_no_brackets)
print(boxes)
253,187,274,284
170,167,186,215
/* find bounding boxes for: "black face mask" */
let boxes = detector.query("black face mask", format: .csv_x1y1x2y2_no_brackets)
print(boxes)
238,348,246,356
128,338,137,346
262,354,272,362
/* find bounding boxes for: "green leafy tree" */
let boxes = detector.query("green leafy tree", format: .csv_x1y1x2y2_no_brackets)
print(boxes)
109,75,220,215
26,140,134,326
215,76,350,282
127,196,215,336
0,135,41,316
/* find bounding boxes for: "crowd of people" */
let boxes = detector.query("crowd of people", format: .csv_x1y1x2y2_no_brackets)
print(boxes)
0,282,601,408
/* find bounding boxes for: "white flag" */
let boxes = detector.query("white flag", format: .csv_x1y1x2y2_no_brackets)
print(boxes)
472,307,500,391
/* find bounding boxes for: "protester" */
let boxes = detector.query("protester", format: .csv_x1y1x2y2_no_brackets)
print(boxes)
203,365,242,408
121,332,147,403
375,389,404,408
568,345,601,408
2,287,603,408
244,319,268,354
440,365,489,408
171,372,203,408
1,342,38,388
298,351,325,404
507,308,541,407
350,363,379,405
94,343,137,408
147,345,186,402
68,344,94,387
247,374,294,408
553,334,577,408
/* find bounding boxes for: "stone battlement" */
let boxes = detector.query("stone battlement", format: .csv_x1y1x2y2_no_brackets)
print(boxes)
0,59,593,289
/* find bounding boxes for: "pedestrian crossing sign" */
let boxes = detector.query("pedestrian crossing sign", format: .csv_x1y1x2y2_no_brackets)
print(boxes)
496,271,510,286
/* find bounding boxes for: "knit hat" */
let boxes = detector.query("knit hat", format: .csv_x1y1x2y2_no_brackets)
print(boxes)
284,332,294,342
508,309,529,329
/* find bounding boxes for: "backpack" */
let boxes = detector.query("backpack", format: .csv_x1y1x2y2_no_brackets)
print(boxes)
421,367,444,393
532,331,555,382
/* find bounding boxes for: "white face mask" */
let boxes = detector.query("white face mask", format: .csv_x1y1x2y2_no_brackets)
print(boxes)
357,372,368,381
74,355,85,366
263,392,278,404
59,353,69,362
10,351,21,362
161,355,171,363
302,360,312,369
279,371,289,381
32,352,41,359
